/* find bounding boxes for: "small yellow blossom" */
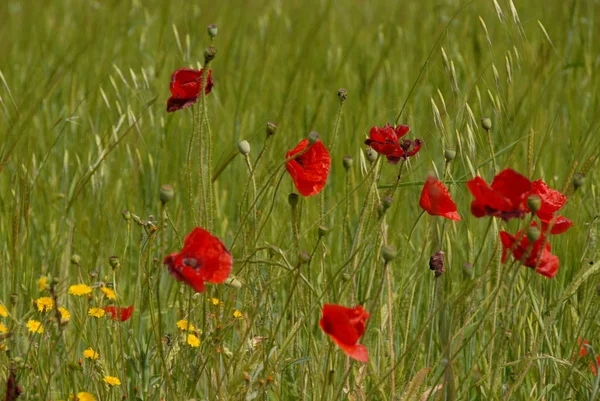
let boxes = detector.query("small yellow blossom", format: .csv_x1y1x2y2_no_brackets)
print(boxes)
100,287,117,300
103,376,121,386
83,347,99,360
0,344,6,352
233,309,243,319
176,319,196,332
0,322,8,333
88,308,105,318
0,303,8,317
209,297,220,305
59,307,71,322
187,334,201,347
38,276,48,291
69,284,92,296
26,319,44,334
36,297,54,312
76,392,96,401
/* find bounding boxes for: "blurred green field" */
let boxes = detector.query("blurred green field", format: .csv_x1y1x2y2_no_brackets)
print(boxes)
1,0,600,400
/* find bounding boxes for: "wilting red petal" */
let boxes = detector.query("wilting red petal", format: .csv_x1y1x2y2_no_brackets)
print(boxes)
285,139,331,196
419,176,461,221
167,68,214,112
467,169,531,220
103,305,134,322
499,224,559,278
319,304,369,362
163,227,233,293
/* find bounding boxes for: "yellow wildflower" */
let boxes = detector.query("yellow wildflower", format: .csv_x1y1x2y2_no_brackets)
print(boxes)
209,297,220,305
36,297,54,312
76,392,96,401
0,322,8,333
187,334,201,347
88,308,105,318
176,319,196,332
26,319,44,334
83,347,99,360
103,376,121,386
69,284,92,296
0,344,6,352
100,287,117,300
0,303,8,317
59,307,71,322
233,309,243,319
38,276,48,291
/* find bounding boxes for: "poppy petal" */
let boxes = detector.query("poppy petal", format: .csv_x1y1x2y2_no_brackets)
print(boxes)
530,180,567,215
419,176,461,221
167,96,198,112
285,139,331,196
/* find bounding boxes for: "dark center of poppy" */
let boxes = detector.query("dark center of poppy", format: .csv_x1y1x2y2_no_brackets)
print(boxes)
183,258,203,269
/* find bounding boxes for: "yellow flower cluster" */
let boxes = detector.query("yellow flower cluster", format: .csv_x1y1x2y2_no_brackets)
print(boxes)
88,308,105,318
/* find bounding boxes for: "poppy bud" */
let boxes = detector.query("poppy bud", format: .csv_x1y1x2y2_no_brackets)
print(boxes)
337,88,348,103
318,225,329,238
526,195,541,213
109,256,120,270
204,46,217,64
266,122,277,137
307,131,320,145
382,196,393,210
463,263,474,278
298,250,311,264
160,184,174,204
238,140,251,156
341,273,351,281
444,149,456,161
122,210,131,221
573,173,585,191
342,156,353,170
381,245,397,262
224,276,243,289
527,225,541,243
71,254,81,265
481,117,492,131
288,193,299,208
365,148,377,163
207,24,218,38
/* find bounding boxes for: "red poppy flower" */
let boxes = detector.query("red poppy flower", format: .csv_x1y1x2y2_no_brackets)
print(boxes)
499,224,559,278
579,339,590,358
467,169,532,220
419,176,461,221
285,139,331,197
103,305,134,322
164,227,232,292
526,180,572,234
166,68,214,112
364,124,422,164
319,304,369,362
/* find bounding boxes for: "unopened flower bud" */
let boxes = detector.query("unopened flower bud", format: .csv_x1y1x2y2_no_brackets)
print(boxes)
266,122,277,137
481,117,492,131
160,184,174,204
382,196,393,210
444,149,456,161
122,210,131,221
308,131,320,145
109,256,120,270
337,88,347,103
318,225,329,238
527,225,541,243
298,250,311,264
342,156,353,170
207,24,218,38
71,254,81,265
573,173,585,191
381,245,397,262
429,250,445,278
365,148,377,163
288,193,299,208
238,140,251,156
527,195,541,213
204,46,217,64
463,263,474,278
341,273,351,281
224,276,243,289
